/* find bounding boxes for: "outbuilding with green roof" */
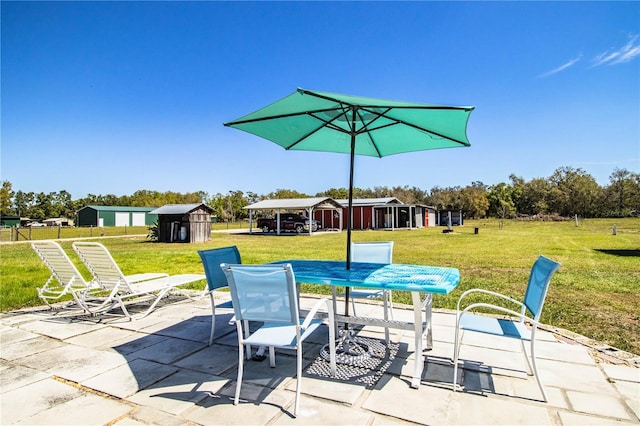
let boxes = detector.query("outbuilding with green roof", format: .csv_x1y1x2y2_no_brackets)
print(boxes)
77,205,158,227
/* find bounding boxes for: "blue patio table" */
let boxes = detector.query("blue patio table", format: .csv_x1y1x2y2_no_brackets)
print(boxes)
272,259,460,388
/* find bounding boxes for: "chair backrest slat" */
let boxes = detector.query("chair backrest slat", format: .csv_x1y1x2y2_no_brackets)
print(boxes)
198,246,241,292
72,242,131,292
524,255,561,320
32,241,86,287
351,241,393,264
222,264,298,324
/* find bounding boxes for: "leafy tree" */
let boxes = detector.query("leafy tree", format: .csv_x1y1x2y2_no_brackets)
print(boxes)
603,168,640,216
519,178,550,215
0,181,14,215
547,167,602,217
427,186,462,210
266,189,310,199
460,182,489,218
487,183,516,219
13,191,35,218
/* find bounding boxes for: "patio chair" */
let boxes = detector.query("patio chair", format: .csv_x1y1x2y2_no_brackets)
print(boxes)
221,263,336,417
341,241,394,341
32,241,101,311
197,246,242,345
72,242,205,320
452,255,561,402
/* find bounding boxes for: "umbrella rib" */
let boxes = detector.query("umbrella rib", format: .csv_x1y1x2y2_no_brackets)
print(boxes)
355,107,390,157
284,107,351,150
224,108,340,126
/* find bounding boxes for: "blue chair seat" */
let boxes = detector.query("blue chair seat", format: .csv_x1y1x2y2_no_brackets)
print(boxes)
460,314,532,340
244,319,325,348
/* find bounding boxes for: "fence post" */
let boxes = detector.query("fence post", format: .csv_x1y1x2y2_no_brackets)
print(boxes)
58,224,62,239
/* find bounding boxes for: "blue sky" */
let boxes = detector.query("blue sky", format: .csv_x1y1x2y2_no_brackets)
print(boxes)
2,1,639,199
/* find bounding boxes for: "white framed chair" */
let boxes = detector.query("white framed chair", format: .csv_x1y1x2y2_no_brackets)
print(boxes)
452,255,561,402
343,241,394,341
198,246,242,345
221,263,336,417
72,242,205,320
32,241,100,311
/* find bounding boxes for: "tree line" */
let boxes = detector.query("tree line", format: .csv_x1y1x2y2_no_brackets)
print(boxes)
1,166,638,224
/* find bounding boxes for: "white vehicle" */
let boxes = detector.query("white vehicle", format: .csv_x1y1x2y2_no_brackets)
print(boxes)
26,221,46,227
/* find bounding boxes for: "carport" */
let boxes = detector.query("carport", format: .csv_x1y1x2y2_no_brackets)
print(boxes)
244,197,344,236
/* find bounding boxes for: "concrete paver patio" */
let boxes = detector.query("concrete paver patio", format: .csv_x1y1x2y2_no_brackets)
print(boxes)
1,294,638,425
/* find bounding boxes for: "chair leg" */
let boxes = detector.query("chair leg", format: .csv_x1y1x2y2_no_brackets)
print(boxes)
520,339,534,375
268,346,276,368
235,324,244,406
209,293,216,346
243,320,251,360
452,319,463,392
294,343,302,417
528,333,548,402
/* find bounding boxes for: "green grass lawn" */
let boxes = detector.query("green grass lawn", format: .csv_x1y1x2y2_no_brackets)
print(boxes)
1,218,638,354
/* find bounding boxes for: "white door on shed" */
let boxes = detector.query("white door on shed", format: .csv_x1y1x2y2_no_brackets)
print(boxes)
131,212,146,226
115,212,129,227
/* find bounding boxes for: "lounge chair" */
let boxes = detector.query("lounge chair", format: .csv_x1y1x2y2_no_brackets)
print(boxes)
72,242,205,320
32,241,101,312
452,255,561,401
221,263,336,417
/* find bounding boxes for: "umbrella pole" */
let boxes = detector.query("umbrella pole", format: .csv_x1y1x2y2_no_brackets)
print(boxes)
343,127,356,341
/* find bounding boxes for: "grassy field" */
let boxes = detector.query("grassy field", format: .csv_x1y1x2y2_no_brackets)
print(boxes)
1,218,638,354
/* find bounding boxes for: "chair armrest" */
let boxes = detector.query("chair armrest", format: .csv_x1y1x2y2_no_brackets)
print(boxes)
457,288,524,312
301,297,332,330
459,302,539,327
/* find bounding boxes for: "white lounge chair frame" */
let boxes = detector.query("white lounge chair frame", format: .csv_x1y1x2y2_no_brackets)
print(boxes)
32,241,100,312
72,242,205,320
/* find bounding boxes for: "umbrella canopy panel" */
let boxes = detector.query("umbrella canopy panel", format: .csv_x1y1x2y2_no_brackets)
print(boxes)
224,88,474,157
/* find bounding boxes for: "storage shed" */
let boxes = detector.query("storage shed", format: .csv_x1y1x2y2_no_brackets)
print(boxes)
77,206,158,227
149,203,213,243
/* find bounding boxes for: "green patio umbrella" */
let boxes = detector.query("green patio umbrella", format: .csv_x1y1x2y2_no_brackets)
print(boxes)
224,88,474,313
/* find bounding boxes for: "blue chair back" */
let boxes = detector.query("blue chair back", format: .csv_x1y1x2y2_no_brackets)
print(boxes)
524,255,561,320
222,264,298,325
351,242,393,264
198,246,241,292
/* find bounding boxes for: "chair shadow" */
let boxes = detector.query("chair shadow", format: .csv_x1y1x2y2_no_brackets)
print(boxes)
109,316,411,415
109,314,351,415
594,249,640,257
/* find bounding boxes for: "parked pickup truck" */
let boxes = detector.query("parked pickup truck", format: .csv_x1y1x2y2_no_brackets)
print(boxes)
257,213,320,233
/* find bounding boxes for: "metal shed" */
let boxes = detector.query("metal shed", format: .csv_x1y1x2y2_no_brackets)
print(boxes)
244,197,343,235
77,206,158,227
149,203,213,243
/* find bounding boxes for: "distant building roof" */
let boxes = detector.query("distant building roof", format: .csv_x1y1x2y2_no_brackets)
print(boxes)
80,205,158,212
149,203,213,215
334,197,403,206
244,197,343,210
